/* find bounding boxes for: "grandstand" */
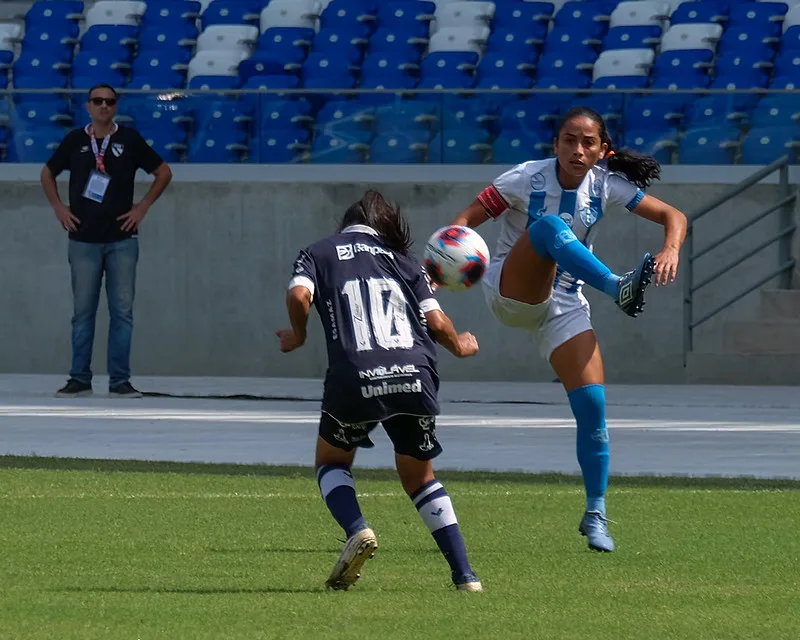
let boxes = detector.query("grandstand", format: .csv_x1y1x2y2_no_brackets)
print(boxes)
0,0,799,164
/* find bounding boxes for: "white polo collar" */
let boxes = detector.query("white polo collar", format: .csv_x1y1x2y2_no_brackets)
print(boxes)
342,224,379,237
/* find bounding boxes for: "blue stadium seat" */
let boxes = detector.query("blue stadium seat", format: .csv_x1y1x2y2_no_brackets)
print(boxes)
368,27,426,58
772,52,800,80
374,101,438,136
192,100,253,136
414,74,476,101
72,52,131,82
369,131,427,163
651,50,714,87
141,0,201,27
315,100,375,136
572,94,625,120
188,131,248,163
718,28,775,62
487,29,545,57
308,29,366,66
497,99,557,137
494,2,555,30
420,52,479,82
623,129,677,164
682,95,748,128
360,52,419,89
239,53,301,81
258,99,314,133
79,25,138,56
138,23,199,51
603,25,662,50
256,28,314,64
13,73,70,102
749,96,800,127
553,2,611,38
131,54,188,88
740,127,800,164
781,26,800,52
23,1,84,31
9,100,73,128
377,2,434,39
140,135,185,164
6,127,66,162
669,1,727,24
727,3,786,37
302,52,355,85
310,133,370,163
202,0,261,28
439,98,497,132
428,129,491,163
678,126,740,164
492,129,551,164
187,75,241,91
21,27,80,61
249,129,311,163
12,54,71,83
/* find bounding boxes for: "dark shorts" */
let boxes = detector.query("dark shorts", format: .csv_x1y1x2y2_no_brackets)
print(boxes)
319,412,443,461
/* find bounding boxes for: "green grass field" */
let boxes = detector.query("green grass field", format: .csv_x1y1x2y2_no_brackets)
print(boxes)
1,456,798,640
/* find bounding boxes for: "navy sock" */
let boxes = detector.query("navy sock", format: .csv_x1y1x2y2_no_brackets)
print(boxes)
528,215,620,297
411,479,474,579
316,464,367,538
568,384,610,514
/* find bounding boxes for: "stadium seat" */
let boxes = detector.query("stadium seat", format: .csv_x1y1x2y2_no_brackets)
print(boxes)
603,25,662,50
84,1,147,28
369,131,428,163
669,1,727,25
202,0,261,28
660,23,723,52
310,133,370,163
678,126,740,164
623,128,678,164
249,129,311,163
592,49,654,87
260,0,322,31
23,1,85,31
188,130,248,163
740,127,800,164
433,2,496,33
6,127,66,162
427,26,490,55
428,129,491,163
609,1,669,28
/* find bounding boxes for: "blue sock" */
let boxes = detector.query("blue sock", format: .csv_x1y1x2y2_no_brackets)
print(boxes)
528,215,620,297
411,479,474,580
316,464,367,538
568,384,610,515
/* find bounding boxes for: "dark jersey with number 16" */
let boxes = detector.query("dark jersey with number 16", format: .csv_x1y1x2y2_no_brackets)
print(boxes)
289,225,441,424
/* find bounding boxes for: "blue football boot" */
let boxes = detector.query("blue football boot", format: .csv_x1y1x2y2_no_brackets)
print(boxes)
579,511,616,552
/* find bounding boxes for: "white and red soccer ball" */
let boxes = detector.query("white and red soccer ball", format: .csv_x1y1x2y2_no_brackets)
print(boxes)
424,225,490,291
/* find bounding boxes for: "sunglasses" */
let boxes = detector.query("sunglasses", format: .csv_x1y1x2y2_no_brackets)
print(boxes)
89,97,117,106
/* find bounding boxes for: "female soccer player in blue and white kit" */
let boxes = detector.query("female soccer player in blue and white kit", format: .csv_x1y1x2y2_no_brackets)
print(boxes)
451,107,688,552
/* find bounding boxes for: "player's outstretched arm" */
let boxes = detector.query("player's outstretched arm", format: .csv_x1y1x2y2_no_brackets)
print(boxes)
425,309,479,358
275,286,313,353
450,199,492,229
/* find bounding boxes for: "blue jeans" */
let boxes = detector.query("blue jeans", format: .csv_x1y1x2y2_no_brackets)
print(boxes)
68,238,139,388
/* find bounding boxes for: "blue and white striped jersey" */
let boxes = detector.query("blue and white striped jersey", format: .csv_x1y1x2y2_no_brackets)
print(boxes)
479,157,645,296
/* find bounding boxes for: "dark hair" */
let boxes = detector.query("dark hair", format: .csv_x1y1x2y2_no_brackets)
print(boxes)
556,106,661,189
339,190,412,256
87,83,118,101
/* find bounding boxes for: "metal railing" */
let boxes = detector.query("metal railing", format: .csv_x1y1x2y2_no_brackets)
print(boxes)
683,154,798,365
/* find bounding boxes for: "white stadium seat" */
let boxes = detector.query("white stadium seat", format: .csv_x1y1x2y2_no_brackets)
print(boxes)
196,25,258,54
260,0,321,31
84,0,147,28
593,48,655,80
432,2,496,33
187,50,249,81
428,25,491,55
660,23,723,51
610,1,670,27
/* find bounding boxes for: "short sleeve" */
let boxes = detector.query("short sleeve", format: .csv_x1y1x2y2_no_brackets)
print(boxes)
288,249,317,300
45,130,79,177
477,162,529,218
607,173,645,211
133,130,165,174
411,264,441,315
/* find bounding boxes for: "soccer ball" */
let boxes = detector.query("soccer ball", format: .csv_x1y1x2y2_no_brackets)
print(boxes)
424,225,490,291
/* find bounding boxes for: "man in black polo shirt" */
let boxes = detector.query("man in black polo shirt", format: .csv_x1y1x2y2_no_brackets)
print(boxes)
41,83,173,398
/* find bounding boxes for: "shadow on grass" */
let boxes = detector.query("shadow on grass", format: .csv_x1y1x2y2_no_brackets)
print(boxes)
55,585,327,595
1,455,798,491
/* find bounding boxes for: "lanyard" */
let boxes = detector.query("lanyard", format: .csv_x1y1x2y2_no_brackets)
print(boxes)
87,124,115,174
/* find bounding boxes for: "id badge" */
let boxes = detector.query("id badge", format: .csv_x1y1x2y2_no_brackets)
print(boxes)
82,170,111,203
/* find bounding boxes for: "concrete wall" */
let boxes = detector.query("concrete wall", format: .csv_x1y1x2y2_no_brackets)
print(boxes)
0,165,795,384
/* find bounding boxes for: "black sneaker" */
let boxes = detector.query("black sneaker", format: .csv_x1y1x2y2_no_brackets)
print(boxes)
109,381,143,398
615,252,656,318
55,379,93,398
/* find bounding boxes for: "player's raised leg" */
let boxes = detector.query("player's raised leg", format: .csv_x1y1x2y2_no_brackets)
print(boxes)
525,215,655,317
315,419,378,591
549,330,615,552
386,415,482,591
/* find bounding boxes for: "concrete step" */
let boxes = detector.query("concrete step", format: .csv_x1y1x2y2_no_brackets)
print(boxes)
759,289,800,320
686,352,800,385
722,320,800,354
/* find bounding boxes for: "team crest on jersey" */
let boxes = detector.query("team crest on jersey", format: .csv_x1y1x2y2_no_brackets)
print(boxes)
111,143,124,157
530,172,546,191
579,206,598,227
559,212,574,227
590,178,603,197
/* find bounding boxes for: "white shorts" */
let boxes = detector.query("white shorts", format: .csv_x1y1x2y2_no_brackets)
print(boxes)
482,259,593,362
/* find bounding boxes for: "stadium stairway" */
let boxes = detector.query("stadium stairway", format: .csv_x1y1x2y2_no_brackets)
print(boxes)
686,288,800,384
